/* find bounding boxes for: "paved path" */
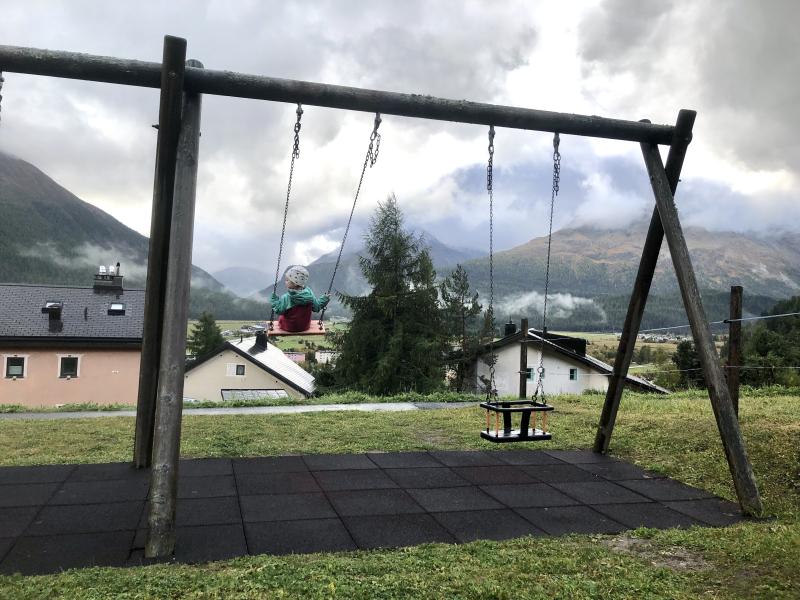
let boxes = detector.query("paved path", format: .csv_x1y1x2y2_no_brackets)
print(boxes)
0,450,743,575
0,402,478,421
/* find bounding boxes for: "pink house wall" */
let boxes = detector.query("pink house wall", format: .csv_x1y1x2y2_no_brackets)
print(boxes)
0,348,140,407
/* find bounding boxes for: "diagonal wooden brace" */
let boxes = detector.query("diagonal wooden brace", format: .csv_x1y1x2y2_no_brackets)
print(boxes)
639,143,763,517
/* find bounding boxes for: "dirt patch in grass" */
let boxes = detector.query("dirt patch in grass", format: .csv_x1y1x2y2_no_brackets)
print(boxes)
603,534,712,572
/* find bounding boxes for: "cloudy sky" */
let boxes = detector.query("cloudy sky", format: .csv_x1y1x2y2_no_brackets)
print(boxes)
0,0,797,276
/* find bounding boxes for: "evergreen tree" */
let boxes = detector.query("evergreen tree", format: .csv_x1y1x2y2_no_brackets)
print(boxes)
671,340,705,388
187,311,225,357
331,195,445,394
740,295,800,387
440,264,483,392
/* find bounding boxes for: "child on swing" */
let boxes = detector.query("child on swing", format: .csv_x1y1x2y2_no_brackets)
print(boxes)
270,265,330,332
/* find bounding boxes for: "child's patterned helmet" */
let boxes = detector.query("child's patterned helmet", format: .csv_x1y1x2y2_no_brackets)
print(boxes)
285,265,309,287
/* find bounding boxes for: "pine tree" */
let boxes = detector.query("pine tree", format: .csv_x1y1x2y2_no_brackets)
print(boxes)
672,340,705,388
187,311,225,357
331,195,445,394
440,264,483,392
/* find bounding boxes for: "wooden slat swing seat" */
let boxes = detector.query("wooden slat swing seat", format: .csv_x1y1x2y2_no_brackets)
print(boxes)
264,320,326,336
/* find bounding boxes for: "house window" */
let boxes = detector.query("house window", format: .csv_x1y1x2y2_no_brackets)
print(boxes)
226,363,247,377
526,367,534,380
5,356,25,378
60,356,79,378
108,302,126,316
569,368,578,381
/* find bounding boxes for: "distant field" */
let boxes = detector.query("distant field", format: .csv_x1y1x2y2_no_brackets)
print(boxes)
553,331,682,356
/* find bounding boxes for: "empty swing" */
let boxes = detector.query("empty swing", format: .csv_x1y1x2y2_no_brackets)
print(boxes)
265,110,382,336
480,128,560,443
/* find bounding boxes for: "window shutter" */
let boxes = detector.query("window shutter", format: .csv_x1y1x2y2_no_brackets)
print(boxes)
226,363,236,377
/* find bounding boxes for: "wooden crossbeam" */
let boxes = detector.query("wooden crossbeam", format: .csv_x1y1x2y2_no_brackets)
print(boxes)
0,43,676,143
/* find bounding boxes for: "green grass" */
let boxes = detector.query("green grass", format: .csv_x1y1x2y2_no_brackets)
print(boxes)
0,393,797,599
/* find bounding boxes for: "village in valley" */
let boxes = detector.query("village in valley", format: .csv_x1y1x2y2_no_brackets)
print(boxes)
0,2,798,598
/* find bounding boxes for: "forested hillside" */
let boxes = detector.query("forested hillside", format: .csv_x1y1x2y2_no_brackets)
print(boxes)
0,152,266,319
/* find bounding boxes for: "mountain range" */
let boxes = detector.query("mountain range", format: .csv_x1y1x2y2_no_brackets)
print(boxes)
0,151,795,329
0,152,265,319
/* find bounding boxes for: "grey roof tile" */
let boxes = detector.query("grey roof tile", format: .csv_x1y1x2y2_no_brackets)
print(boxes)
0,284,144,341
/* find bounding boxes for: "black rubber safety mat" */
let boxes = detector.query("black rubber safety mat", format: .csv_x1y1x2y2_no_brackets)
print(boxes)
0,450,744,575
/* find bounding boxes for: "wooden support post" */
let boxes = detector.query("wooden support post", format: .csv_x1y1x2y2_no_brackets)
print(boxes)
728,285,743,418
641,143,763,516
594,110,696,454
133,36,186,468
519,318,528,398
145,59,203,558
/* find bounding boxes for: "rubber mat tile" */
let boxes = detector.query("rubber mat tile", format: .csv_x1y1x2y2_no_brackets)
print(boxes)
27,501,143,535
452,466,536,485
384,467,471,489
235,471,321,495
233,456,308,475
0,507,39,537
0,465,74,485
327,489,425,517
494,450,565,466
576,462,664,481
51,479,148,505
551,481,651,505
303,454,378,471
616,478,714,501
178,458,233,478
406,487,503,512
246,519,356,555
366,452,443,469
343,514,455,549
240,493,336,522
543,450,618,464
433,509,546,542
664,499,744,527
0,483,59,507
68,463,149,483
520,464,602,483
174,524,247,563
428,451,507,467
593,503,703,529
173,497,241,527
516,505,627,535
0,531,134,575
480,483,580,508
178,475,236,499
314,469,397,492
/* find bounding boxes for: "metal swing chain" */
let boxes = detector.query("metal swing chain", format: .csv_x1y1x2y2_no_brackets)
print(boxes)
318,113,382,327
533,132,561,403
486,125,498,400
268,104,303,330
0,72,5,126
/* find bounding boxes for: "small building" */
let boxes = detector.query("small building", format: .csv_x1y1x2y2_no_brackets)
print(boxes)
471,327,667,397
183,332,314,401
0,265,144,408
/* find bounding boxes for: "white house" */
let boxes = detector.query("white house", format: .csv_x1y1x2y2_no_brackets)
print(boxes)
183,332,315,402
472,328,667,397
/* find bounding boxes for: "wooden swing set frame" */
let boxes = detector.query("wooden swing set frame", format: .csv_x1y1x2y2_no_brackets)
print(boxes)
0,34,763,558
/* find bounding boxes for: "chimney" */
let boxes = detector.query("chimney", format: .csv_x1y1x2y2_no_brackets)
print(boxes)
93,262,124,291
504,320,517,336
254,331,268,351
42,300,63,321
41,300,64,332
